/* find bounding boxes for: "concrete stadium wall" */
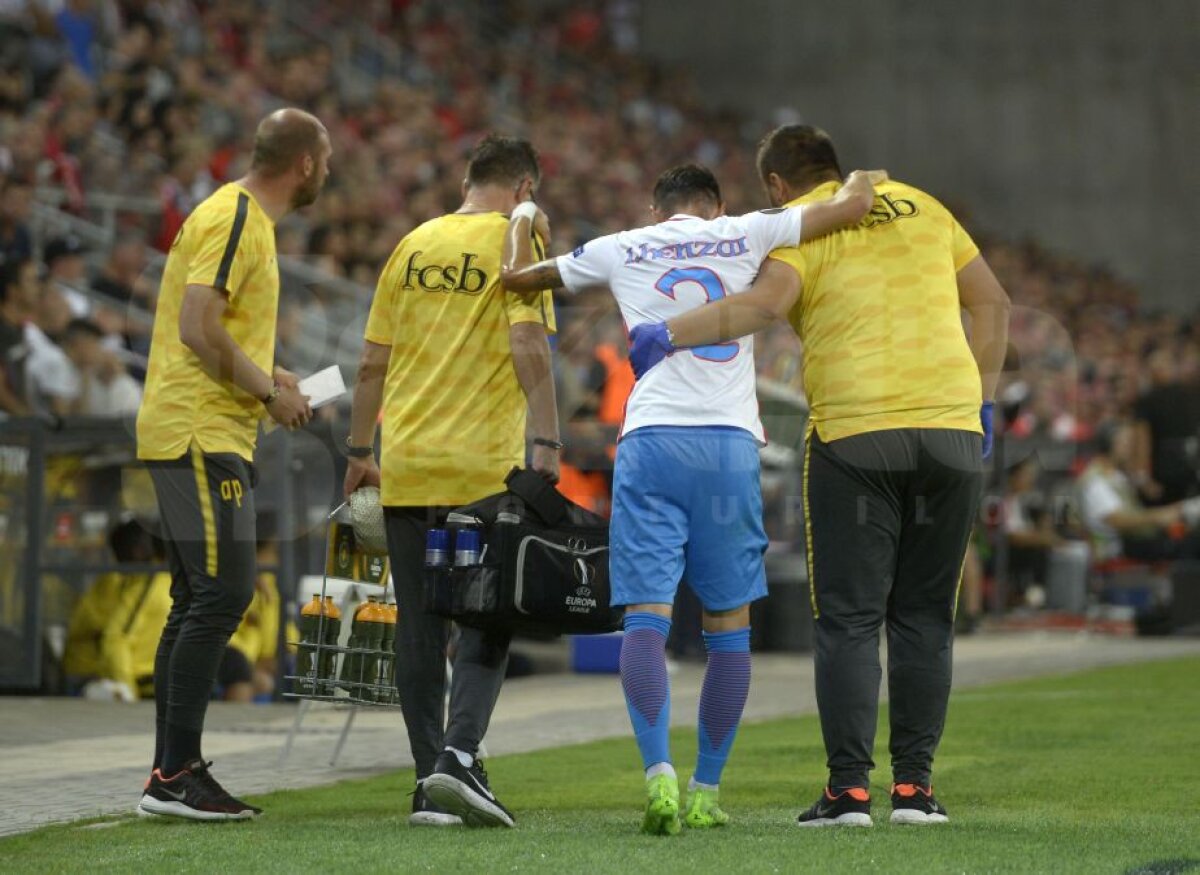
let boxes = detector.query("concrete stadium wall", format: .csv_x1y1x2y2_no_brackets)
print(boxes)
639,0,1198,310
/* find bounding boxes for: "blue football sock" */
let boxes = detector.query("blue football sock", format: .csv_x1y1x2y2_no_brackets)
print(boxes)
694,627,751,786
620,612,673,771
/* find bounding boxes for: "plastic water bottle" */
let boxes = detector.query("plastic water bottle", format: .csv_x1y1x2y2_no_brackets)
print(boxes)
381,602,398,704
297,594,323,692
348,598,388,702
340,597,382,697
425,528,449,566
454,528,482,566
319,596,342,693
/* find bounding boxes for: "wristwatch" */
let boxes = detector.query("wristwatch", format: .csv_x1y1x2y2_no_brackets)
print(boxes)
533,437,565,451
344,437,374,458
261,384,280,406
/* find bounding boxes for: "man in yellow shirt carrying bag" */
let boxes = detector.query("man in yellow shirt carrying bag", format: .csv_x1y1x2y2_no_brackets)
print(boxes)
344,135,559,830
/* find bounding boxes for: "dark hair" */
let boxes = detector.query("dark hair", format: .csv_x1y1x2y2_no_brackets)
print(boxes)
464,134,540,188
1007,455,1039,480
756,124,843,189
256,508,278,550
652,164,722,214
0,257,31,304
64,318,104,342
109,518,159,563
1094,421,1119,456
1,176,31,196
251,109,327,177
307,223,334,255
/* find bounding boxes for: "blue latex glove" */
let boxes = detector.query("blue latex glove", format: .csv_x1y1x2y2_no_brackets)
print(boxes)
980,401,995,459
628,322,675,380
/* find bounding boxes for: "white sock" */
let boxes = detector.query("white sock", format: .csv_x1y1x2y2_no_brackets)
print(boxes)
646,762,676,780
446,746,474,768
688,778,718,792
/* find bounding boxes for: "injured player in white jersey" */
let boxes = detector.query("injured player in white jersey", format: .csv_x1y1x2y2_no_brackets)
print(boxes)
499,163,879,834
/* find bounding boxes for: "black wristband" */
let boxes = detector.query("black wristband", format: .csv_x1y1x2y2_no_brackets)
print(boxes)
533,437,564,451
344,437,374,458
261,384,280,406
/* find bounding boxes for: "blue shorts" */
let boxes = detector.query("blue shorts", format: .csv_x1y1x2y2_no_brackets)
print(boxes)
610,426,768,612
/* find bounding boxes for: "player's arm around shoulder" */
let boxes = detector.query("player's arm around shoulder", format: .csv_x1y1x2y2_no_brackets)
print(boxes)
629,259,802,379
796,169,887,241
501,202,562,293
667,257,802,349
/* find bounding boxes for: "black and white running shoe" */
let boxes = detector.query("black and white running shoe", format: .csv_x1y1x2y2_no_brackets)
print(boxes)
796,786,873,827
409,781,464,827
136,773,155,818
137,759,262,821
422,750,515,828
890,783,949,824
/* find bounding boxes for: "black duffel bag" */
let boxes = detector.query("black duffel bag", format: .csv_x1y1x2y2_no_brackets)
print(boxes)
422,468,621,636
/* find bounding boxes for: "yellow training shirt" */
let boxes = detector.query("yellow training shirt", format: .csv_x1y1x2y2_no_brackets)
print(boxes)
770,180,982,442
138,183,278,461
64,571,172,697
365,212,555,507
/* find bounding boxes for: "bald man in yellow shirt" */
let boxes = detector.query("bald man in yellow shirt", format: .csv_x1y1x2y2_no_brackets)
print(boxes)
137,109,329,821
630,125,1010,827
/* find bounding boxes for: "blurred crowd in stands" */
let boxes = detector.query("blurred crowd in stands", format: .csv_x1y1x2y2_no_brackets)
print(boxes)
1,0,1198,626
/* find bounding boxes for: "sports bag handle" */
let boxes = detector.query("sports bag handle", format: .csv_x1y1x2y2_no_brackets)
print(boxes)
504,467,568,526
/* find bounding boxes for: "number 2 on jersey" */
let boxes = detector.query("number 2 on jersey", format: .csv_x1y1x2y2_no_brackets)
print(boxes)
653,267,740,363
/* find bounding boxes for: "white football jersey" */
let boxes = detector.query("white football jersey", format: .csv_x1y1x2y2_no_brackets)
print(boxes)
556,208,805,442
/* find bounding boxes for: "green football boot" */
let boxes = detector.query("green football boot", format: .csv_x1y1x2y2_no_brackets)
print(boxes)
684,786,730,829
641,773,682,836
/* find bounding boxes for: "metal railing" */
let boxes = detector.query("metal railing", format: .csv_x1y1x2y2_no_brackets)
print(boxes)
0,415,339,690
28,192,374,376
273,0,410,92
31,188,373,300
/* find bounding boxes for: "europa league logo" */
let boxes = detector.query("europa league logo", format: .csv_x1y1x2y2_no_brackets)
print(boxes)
573,557,595,588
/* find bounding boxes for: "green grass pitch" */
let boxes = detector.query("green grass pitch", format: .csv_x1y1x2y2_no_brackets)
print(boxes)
5,657,1199,873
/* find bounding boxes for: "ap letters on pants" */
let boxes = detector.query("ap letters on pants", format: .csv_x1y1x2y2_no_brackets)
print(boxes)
220,478,243,508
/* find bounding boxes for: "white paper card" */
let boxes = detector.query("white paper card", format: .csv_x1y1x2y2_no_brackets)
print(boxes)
298,365,346,409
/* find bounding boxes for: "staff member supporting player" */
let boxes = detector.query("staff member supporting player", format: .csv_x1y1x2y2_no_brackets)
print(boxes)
136,109,328,821
632,124,1011,827
502,164,878,835
343,134,558,830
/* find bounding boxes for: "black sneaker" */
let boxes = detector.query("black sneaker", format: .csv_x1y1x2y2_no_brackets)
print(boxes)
409,781,464,827
137,760,262,821
422,750,515,828
889,783,949,824
796,786,873,827
136,773,155,818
